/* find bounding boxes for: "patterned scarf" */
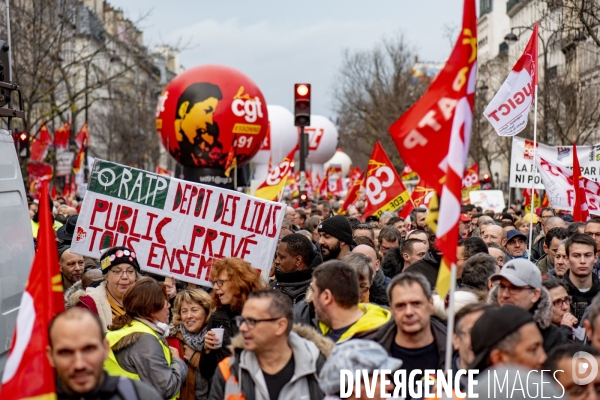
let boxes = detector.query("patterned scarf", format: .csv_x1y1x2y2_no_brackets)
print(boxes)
180,324,208,352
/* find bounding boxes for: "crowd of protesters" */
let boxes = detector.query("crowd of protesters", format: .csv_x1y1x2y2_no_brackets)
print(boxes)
32,193,600,399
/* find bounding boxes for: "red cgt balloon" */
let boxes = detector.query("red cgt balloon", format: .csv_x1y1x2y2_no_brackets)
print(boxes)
156,65,268,169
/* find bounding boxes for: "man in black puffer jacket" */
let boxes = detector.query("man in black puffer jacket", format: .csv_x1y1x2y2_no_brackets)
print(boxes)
271,233,323,306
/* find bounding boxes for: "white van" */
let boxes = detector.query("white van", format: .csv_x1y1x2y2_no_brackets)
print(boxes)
0,129,34,375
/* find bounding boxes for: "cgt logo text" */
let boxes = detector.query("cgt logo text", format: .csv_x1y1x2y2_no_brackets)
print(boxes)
339,361,600,399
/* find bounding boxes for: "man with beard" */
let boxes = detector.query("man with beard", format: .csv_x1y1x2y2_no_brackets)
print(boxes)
58,246,84,291
317,216,354,261
272,233,323,305
48,308,161,399
174,82,223,167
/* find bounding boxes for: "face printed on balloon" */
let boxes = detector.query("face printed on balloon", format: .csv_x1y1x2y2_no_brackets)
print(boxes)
175,82,223,167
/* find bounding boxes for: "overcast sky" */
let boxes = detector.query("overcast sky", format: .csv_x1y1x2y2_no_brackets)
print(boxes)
110,0,463,117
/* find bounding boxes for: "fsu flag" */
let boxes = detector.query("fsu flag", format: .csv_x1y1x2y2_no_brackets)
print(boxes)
390,0,477,297
255,146,297,201
573,143,590,222
362,142,410,219
53,122,71,151
0,182,64,399
339,171,364,215
30,122,52,162
484,23,538,136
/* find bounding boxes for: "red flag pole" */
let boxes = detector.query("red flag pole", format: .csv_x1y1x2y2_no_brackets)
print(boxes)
527,23,539,261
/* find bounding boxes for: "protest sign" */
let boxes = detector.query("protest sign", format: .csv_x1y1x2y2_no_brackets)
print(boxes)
469,190,505,213
509,137,600,189
71,160,285,287
536,156,600,216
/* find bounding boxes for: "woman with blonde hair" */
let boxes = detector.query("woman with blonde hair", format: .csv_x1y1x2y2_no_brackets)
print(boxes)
199,257,265,380
104,278,187,399
168,289,212,400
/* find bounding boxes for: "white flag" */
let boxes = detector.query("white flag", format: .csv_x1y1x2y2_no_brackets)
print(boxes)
484,23,538,136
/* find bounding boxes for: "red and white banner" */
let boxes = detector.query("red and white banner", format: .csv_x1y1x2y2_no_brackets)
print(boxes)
362,142,410,218
537,155,600,216
484,23,538,137
327,164,344,198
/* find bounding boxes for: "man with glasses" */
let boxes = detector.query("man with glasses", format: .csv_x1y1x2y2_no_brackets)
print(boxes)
564,234,600,325
542,276,577,340
210,289,330,400
488,259,571,353
584,219,600,276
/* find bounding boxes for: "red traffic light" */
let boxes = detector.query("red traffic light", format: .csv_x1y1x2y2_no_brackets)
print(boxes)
483,174,490,179
19,132,27,141
296,84,309,97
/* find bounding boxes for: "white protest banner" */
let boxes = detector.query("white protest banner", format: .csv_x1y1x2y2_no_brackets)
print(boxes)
71,159,285,287
536,156,600,216
509,136,600,189
55,151,75,177
469,190,505,213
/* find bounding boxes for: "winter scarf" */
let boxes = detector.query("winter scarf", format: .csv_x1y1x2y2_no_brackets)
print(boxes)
181,324,208,352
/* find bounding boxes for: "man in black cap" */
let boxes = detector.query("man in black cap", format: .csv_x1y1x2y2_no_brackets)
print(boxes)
470,305,546,371
56,215,78,246
317,216,354,261
504,229,529,260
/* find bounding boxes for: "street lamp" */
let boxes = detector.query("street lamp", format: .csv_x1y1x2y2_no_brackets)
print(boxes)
504,32,518,43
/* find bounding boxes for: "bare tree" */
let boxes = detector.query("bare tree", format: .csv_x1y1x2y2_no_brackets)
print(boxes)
333,33,430,170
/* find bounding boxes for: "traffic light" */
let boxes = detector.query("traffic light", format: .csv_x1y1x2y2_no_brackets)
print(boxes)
294,84,311,127
15,131,29,158
481,173,492,190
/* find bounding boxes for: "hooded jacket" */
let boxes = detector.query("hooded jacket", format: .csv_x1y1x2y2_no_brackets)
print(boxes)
487,285,571,353
403,249,441,290
362,316,448,369
208,325,334,400
563,270,600,323
317,303,392,343
108,318,188,399
381,247,404,279
270,252,323,306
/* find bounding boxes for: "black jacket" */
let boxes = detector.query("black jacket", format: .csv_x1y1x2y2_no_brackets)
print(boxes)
270,252,322,306
403,250,441,290
56,372,161,400
381,247,404,279
369,268,389,306
363,316,447,369
199,306,240,381
563,271,600,324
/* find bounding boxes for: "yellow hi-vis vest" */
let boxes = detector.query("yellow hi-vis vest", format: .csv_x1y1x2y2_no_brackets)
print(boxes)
104,320,177,400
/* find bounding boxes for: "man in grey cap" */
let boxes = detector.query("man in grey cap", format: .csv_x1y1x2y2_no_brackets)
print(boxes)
318,339,401,400
487,258,571,353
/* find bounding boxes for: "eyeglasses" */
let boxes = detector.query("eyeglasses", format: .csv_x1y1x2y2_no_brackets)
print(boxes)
111,269,135,277
498,283,533,295
234,316,282,329
211,279,229,288
552,296,573,308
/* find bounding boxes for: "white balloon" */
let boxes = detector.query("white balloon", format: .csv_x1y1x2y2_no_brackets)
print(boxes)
305,115,339,165
251,105,298,182
324,149,353,177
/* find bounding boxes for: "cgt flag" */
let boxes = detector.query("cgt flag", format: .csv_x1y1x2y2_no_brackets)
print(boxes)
390,0,477,298
0,182,64,399
30,122,52,163
339,171,364,215
484,23,538,137
254,146,297,201
362,142,410,219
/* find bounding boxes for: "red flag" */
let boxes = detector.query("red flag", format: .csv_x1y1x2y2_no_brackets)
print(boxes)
318,170,329,199
30,122,52,162
484,22,538,136
541,191,549,207
224,137,237,178
363,142,410,218
390,0,476,297
339,171,364,215
573,143,590,222
53,122,71,151
75,122,89,149
28,162,54,198
73,145,85,173
0,182,64,398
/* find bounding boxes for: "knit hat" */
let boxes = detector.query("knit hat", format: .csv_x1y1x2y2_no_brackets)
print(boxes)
100,246,140,275
58,245,71,260
318,216,354,245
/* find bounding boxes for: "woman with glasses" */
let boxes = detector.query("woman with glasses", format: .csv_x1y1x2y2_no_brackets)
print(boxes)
75,246,140,330
200,257,266,380
105,278,187,400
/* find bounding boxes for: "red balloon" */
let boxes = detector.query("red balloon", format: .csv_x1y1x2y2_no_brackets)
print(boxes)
156,65,268,168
